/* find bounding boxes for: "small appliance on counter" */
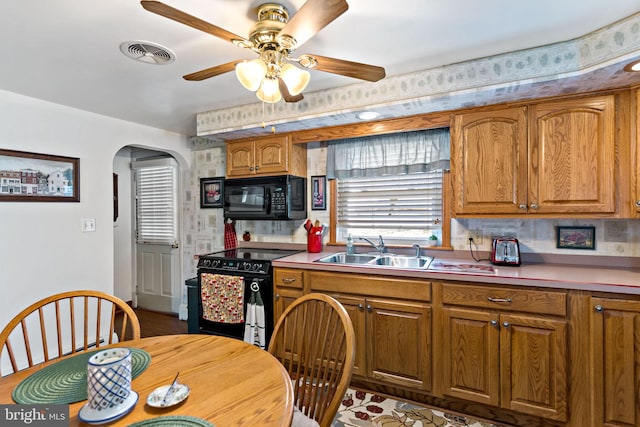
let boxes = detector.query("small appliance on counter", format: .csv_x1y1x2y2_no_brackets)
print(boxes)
491,236,521,266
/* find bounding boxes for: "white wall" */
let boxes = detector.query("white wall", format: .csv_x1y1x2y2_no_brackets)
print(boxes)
0,89,191,330
113,148,133,301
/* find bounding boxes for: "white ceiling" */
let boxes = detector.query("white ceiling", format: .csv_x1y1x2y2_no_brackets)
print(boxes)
1,0,639,137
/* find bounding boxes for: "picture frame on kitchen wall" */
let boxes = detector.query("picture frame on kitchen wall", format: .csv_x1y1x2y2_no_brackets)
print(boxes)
556,226,595,250
200,177,224,208
0,149,80,202
311,175,326,210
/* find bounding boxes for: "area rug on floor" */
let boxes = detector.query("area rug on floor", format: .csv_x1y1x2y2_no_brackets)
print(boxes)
333,388,504,427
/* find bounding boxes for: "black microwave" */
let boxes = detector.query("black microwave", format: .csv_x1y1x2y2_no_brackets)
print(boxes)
223,175,307,220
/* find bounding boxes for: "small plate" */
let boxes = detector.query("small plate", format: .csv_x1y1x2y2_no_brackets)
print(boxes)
147,384,190,408
78,391,138,425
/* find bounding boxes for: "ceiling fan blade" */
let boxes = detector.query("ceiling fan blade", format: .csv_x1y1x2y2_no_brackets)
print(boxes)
278,78,304,103
278,0,348,49
302,54,386,82
183,60,245,81
141,1,249,45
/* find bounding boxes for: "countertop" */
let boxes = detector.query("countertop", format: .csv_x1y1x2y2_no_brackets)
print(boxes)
272,250,640,295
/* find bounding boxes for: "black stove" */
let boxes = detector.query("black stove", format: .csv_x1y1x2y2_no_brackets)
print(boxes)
196,248,300,275
190,248,300,343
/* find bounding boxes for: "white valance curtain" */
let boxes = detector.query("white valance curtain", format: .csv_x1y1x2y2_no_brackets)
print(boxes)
326,128,450,179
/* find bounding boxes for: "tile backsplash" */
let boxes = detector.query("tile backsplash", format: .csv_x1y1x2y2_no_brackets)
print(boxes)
182,145,640,278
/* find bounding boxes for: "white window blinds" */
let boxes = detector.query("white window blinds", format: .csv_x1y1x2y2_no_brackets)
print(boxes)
134,159,178,244
328,128,450,243
336,170,443,232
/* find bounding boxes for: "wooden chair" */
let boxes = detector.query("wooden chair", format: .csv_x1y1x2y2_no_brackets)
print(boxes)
268,293,355,427
0,290,140,375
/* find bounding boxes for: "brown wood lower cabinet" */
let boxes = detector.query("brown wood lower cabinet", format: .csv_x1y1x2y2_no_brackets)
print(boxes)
308,271,432,391
591,297,640,427
272,267,638,426
440,282,568,421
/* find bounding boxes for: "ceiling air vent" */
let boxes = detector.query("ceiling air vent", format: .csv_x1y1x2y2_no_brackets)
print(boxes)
119,41,175,65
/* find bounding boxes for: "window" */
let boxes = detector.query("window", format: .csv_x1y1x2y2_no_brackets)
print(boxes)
133,159,178,244
327,128,450,246
335,170,444,244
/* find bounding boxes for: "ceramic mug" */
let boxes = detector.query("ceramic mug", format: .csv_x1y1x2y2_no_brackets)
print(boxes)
87,348,132,411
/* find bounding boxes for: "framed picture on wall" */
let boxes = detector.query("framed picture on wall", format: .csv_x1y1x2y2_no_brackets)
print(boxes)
556,226,595,250
311,175,326,210
200,177,224,208
0,149,80,202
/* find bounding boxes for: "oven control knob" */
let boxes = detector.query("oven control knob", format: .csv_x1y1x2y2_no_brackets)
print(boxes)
211,259,221,268
253,263,262,272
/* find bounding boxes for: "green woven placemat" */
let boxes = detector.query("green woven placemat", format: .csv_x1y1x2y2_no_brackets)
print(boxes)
127,416,215,427
12,347,151,404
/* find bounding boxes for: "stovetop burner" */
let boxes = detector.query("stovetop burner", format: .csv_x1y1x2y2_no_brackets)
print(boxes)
201,248,300,261
196,248,300,274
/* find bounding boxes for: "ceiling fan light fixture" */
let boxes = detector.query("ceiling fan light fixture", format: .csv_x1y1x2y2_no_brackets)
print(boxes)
256,77,282,103
236,59,267,91
280,63,310,95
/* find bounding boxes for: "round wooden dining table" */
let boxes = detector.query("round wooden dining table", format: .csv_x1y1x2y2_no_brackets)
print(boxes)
0,334,294,426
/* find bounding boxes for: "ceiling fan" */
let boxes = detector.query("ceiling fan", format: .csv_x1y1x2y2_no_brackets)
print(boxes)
140,0,386,103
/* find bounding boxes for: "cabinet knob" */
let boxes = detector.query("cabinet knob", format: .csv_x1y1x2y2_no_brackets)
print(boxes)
366,304,372,312
502,321,511,328
275,293,280,300
249,166,254,171
636,201,640,207
530,203,538,210
518,204,527,210
358,303,364,310
490,319,499,327
594,304,604,312
255,166,260,171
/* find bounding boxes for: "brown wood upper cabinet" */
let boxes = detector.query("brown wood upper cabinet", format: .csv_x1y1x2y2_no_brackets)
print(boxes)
451,95,616,216
226,135,307,178
634,88,640,214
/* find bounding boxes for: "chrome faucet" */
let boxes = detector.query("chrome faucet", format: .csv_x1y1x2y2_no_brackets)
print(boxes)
359,235,386,254
413,244,421,257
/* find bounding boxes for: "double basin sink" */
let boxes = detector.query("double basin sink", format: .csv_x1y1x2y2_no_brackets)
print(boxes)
316,252,433,269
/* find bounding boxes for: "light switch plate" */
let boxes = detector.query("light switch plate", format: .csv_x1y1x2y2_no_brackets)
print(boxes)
82,218,96,232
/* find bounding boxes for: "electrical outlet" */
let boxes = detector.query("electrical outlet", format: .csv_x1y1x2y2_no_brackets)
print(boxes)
468,229,483,245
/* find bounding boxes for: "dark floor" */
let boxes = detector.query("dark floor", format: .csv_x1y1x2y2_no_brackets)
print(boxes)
133,308,187,338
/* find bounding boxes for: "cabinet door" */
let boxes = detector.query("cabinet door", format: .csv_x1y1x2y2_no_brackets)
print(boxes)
500,313,567,421
367,298,432,390
273,286,302,324
273,268,304,321
635,89,640,213
255,136,288,175
330,295,367,377
591,298,640,427
441,307,500,406
529,95,615,214
451,107,528,215
226,141,255,177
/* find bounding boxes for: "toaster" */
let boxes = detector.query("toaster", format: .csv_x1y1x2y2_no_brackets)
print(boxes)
491,237,521,266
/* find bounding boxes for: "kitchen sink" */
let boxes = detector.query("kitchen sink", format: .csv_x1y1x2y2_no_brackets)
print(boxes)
315,252,433,269
373,255,433,268
316,253,378,265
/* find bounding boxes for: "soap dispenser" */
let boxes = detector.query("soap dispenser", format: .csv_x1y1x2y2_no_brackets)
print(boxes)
346,234,355,255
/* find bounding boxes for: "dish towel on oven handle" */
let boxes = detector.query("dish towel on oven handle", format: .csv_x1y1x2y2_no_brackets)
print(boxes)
243,281,266,349
224,218,237,250
200,273,244,323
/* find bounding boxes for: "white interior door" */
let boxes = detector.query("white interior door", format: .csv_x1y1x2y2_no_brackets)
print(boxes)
133,158,181,313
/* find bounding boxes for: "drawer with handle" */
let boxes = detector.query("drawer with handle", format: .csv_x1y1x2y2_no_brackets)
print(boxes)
273,268,304,289
442,282,566,316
